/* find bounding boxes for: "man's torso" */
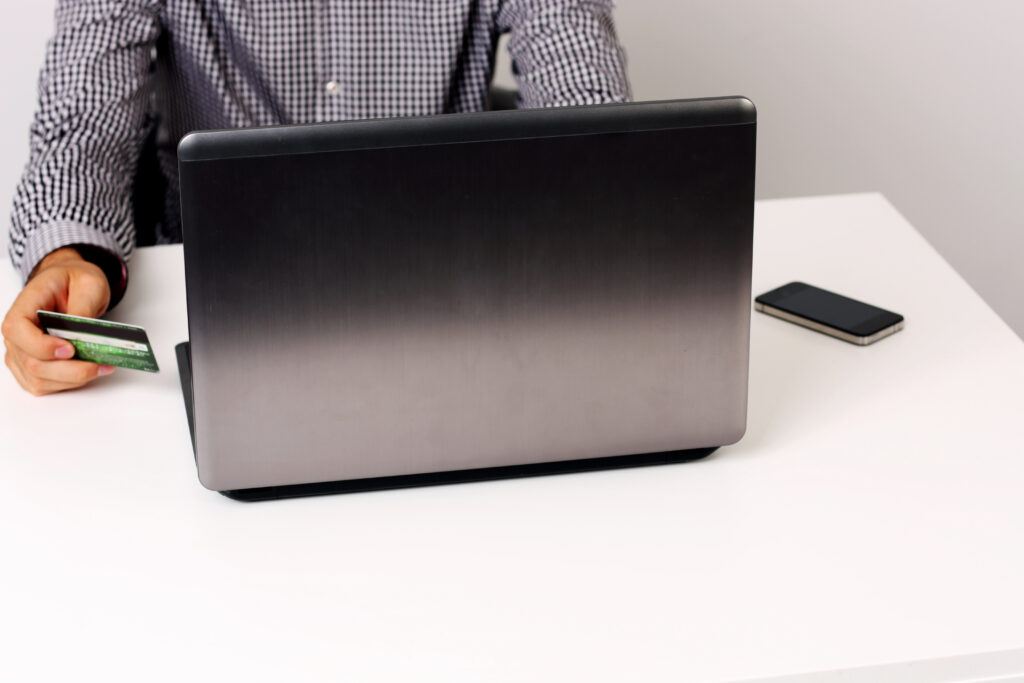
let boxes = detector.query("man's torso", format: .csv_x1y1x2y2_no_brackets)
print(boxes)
143,0,506,244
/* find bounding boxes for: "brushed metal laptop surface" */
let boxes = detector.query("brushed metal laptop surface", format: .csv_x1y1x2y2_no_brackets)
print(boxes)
178,98,756,492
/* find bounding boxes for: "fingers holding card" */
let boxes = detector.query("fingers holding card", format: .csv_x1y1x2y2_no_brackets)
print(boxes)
36,311,159,373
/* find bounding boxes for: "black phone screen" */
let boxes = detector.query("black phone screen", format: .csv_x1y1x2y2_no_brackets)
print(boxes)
756,282,903,337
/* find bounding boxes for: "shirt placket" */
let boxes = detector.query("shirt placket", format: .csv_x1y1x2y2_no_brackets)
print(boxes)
316,0,346,122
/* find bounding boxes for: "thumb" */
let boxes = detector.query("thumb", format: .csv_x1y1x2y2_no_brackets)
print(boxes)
66,268,111,318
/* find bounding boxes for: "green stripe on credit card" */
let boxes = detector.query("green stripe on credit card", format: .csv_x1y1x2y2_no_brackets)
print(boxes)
37,310,160,373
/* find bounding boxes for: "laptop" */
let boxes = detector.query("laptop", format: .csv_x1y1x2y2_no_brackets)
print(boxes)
175,97,757,500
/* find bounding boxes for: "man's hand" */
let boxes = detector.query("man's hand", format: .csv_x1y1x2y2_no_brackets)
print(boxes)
2,247,114,396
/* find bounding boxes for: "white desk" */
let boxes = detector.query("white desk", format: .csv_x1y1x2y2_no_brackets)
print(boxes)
2,193,1023,682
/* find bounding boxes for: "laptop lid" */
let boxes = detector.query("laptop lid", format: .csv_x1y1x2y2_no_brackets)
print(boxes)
178,97,756,491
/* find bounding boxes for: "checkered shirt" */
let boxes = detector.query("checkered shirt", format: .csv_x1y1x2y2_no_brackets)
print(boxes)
8,0,630,282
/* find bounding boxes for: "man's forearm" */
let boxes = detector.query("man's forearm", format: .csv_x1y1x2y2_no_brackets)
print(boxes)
497,0,631,108
7,0,161,293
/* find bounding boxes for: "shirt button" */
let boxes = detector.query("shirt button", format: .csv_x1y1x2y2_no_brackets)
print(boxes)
325,80,340,95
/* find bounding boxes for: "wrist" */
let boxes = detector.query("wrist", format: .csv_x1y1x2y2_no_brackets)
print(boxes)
31,245,128,310
34,247,87,274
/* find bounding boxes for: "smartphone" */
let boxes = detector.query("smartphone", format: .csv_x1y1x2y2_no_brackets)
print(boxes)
755,282,904,346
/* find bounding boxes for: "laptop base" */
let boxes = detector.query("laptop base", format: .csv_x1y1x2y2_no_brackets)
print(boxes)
176,341,716,502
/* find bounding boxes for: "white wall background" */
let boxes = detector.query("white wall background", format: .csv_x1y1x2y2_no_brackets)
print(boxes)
565,1,1024,335
4,1,1022,336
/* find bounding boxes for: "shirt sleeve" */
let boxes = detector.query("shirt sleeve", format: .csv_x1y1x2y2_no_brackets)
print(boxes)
7,0,163,283
496,0,631,108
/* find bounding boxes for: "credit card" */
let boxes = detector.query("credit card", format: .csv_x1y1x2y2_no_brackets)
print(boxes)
37,310,160,373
